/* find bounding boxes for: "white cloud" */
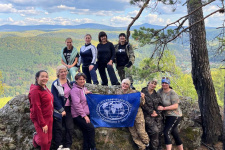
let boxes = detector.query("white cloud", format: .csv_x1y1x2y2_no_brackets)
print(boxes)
110,16,132,27
128,10,139,16
71,9,122,16
3,0,131,12
166,19,171,24
0,3,17,13
203,4,225,27
8,0,27,3
0,3,43,16
57,5,75,10
71,9,89,15
203,5,219,12
114,0,130,2
1,17,94,26
157,3,186,14
7,17,14,22
94,10,121,16
144,14,165,25
205,13,225,27
18,7,41,16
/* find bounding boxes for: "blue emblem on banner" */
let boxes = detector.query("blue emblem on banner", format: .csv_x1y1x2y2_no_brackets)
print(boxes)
97,98,132,123
86,92,140,128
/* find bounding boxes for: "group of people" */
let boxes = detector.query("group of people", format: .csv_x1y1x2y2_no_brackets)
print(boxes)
28,32,183,150
61,32,135,88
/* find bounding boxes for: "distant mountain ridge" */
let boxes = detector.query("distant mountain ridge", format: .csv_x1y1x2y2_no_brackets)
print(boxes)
0,23,213,32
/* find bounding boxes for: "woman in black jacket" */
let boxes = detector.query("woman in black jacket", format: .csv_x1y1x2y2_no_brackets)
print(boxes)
114,33,135,89
97,31,120,86
141,79,164,150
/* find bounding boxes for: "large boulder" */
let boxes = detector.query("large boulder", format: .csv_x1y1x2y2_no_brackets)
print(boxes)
0,84,202,150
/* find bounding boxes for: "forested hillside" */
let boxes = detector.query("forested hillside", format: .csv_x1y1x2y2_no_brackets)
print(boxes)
0,28,224,105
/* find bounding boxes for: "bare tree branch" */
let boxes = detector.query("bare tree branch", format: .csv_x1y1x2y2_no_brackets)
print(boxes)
155,0,216,35
166,8,225,44
126,0,151,42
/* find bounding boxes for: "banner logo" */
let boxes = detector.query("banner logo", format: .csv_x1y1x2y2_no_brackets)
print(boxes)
96,98,132,123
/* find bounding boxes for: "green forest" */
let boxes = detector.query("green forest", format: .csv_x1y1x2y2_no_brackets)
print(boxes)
0,28,224,107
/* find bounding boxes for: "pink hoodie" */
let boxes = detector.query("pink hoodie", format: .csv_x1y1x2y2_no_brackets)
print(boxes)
70,83,90,118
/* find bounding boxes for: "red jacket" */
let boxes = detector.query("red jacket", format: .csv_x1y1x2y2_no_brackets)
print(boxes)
29,84,53,127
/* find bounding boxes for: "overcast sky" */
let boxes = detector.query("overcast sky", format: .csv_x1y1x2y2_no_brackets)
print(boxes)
0,0,224,27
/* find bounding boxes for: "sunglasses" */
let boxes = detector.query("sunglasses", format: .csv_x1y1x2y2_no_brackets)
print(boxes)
162,77,169,79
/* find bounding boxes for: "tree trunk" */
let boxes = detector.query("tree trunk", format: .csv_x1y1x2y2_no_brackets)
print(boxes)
224,77,225,149
187,0,222,143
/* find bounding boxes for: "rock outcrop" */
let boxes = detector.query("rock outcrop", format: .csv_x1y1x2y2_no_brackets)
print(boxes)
0,84,203,150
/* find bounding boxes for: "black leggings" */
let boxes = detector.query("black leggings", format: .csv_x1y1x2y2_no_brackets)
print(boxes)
163,116,182,145
73,116,96,150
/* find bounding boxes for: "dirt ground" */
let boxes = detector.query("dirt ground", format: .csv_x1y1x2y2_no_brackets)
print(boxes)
167,142,223,150
197,142,223,150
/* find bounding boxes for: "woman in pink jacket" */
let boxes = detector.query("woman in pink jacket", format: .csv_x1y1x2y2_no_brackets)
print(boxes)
70,73,96,150
29,70,53,150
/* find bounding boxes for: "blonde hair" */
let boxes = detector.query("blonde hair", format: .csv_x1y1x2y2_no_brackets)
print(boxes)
147,78,158,86
56,65,67,78
122,78,131,87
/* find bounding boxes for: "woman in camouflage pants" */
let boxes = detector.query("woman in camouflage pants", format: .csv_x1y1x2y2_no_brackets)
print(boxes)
116,79,149,150
141,79,164,150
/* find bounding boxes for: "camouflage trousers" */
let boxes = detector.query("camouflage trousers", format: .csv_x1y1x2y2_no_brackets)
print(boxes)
129,108,149,150
145,116,164,150
117,66,133,83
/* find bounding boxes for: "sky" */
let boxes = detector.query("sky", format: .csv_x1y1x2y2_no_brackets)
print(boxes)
0,0,224,27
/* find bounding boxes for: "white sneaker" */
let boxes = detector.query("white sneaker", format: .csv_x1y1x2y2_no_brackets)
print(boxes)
63,148,70,150
57,145,63,150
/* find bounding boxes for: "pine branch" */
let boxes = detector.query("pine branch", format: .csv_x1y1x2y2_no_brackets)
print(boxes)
126,0,151,42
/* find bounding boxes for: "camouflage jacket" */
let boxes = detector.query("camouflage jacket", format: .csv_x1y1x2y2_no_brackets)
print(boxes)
141,87,163,117
115,88,145,106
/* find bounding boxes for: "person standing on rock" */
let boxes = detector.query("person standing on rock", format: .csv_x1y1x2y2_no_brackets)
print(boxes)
157,77,183,150
51,65,74,150
97,31,120,86
114,33,135,89
28,70,53,150
70,73,96,150
141,79,164,150
77,34,99,84
61,37,79,81
115,78,150,150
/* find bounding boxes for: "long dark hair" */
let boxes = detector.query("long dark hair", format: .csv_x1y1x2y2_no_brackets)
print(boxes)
35,70,48,85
